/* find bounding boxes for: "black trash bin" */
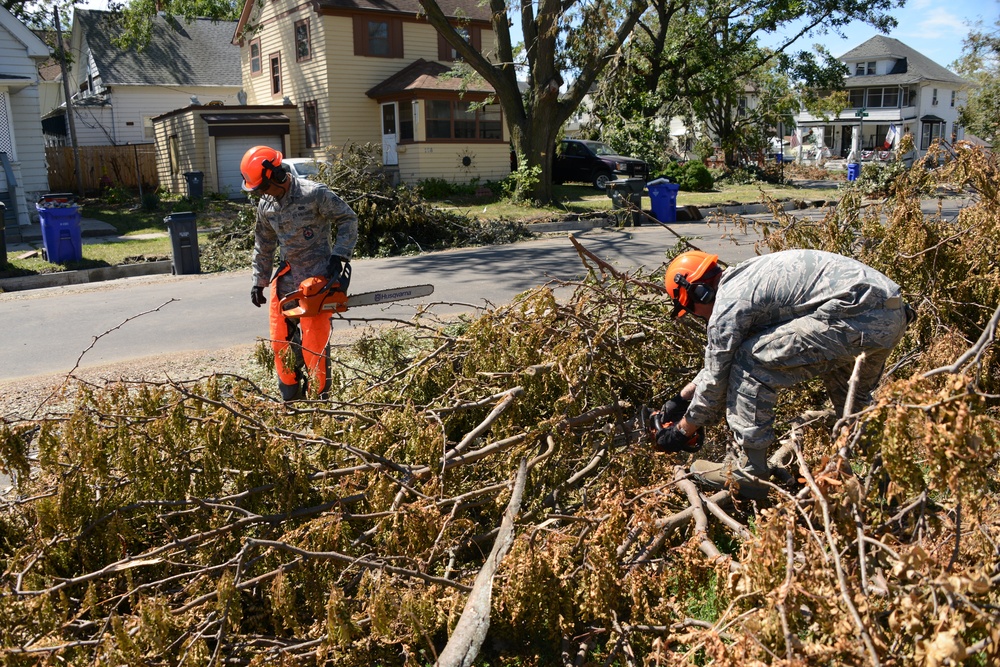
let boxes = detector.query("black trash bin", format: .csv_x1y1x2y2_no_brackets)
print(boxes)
183,171,204,198
164,211,201,275
607,178,646,226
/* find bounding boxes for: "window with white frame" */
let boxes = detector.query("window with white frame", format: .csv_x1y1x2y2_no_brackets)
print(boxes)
932,88,938,106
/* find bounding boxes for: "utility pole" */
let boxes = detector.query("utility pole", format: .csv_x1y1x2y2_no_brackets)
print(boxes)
53,7,84,196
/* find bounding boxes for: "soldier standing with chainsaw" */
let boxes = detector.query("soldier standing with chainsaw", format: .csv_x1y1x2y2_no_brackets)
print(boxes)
241,146,358,401
649,249,913,498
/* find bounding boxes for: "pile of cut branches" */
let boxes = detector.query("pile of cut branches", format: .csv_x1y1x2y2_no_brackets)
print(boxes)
0,142,998,666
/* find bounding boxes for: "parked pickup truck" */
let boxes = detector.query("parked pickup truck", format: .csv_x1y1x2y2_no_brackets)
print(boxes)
553,139,648,190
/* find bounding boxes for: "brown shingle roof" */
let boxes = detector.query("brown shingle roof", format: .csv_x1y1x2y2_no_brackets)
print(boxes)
366,58,494,99
317,0,491,22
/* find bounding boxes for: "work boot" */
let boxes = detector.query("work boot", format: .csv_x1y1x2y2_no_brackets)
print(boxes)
690,448,771,500
278,380,303,402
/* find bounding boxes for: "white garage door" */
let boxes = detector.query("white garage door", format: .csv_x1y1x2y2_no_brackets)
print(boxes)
216,136,284,198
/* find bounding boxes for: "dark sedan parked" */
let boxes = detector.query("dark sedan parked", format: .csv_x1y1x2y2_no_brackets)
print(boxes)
553,139,648,190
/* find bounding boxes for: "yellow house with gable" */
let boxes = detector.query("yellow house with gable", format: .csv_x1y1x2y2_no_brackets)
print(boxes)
232,0,509,186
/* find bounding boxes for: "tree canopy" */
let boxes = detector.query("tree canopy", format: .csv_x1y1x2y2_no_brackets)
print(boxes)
588,0,896,169
955,17,1000,146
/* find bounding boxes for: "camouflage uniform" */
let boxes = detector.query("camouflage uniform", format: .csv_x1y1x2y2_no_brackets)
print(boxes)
686,249,909,456
251,176,359,400
252,176,358,297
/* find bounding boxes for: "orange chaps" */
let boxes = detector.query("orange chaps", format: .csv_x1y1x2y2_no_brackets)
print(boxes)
268,266,332,400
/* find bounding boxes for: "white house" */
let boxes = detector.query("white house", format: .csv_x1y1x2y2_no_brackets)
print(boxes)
41,9,243,147
793,36,970,161
0,5,50,234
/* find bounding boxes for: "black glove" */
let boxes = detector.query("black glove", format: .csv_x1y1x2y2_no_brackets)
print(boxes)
327,255,352,291
251,285,266,307
659,393,690,423
653,423,704,453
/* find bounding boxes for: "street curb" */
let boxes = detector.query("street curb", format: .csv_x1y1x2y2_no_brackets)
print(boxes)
0,260,174,292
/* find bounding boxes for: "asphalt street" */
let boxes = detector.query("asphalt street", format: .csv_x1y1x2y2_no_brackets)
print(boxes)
0,220,766,381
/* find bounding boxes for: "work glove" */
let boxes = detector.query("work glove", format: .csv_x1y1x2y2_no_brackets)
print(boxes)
659,393,690,423
653,423,704,453
326,255,351,291
251,285,267,307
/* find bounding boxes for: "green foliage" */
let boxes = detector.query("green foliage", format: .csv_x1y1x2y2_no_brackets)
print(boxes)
140,190,161,211
855,160,911,198
501,155,541,204
416,177,454,199
653,160,715,192
110,0,242,51
955,17,1000,145
678,160,715,192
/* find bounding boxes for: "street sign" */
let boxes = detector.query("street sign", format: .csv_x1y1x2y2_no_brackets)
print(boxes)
855,108,869,118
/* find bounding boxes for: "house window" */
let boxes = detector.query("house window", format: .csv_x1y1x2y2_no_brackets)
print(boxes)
950,90,956,107
921,121,943,150
854,61,876,75
169,135,179,175
369,20,389,55
295,20,311,62
823,126,835,149
304,100,319,148
427,100,452,139
848,89,865,108
867,88,883,108
270,54,281,95
143,116,154,139
250,39,262,77
353,16,402,57
425,100,503,140
478,103,502,139
867,61,876,75
439,26,481,61
399,101,414,141
932,88,938,106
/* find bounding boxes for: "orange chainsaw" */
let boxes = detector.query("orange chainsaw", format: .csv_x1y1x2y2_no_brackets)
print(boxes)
279,267,434,319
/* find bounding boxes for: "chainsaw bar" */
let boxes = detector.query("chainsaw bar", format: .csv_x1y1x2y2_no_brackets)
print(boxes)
337,284,435,310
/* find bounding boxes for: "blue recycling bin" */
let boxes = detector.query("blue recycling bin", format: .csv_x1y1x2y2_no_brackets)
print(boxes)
36,196,83,264
646,178,680,223
847,163,861,182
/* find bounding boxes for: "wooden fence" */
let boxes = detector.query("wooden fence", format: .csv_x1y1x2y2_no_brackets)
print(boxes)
46,145,160,193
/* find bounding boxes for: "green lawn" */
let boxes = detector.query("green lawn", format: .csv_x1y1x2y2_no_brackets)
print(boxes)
437,181,841,220
5,237,173,277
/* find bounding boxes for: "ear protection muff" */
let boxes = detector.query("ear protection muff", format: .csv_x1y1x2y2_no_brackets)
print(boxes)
674,273,716,306
259,159,288,190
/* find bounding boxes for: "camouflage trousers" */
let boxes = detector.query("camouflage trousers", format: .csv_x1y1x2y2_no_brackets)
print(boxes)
726,303,910,453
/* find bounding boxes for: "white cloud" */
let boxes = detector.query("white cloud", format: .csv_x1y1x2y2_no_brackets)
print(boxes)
898,7,972,40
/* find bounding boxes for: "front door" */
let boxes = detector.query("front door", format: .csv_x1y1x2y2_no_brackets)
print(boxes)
381,103,398,166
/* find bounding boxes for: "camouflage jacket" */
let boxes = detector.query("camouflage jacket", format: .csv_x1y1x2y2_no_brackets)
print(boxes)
687,249,902,427
251,176,359,290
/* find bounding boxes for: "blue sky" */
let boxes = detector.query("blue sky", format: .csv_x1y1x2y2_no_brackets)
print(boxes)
783,0,999,70
73,0,995,72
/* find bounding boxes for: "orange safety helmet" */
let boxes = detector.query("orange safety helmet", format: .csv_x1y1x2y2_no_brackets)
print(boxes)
664,250,721,318
240,146,284,191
